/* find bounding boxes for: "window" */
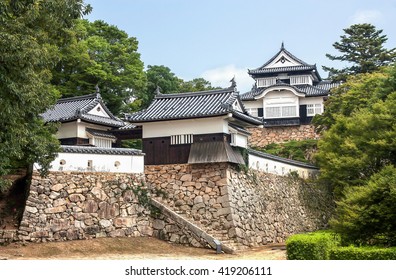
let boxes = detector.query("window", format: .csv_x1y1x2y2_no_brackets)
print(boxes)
92,138,112,148
246,108,258,117
170,134,193,145
307,104,323,116
265,105,297,118
257,78,277,87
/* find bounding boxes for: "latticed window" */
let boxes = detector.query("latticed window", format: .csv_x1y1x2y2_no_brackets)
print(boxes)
265,105,297,118
170,134,193,145
307,104,322,116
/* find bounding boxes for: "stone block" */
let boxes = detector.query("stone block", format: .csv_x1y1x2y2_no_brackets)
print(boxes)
91,186,108,201
114,217,135,228
99,219,112,228
69,194,85,203
83,200,98,213
25,206,38,214
152,219,165,230
180,174,192,182
44,205,66,214
51,184,64,192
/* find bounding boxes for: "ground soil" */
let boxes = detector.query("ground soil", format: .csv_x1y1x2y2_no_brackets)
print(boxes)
0,237,287,260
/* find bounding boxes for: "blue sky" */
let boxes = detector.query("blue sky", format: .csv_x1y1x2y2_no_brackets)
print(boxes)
85,0,396,93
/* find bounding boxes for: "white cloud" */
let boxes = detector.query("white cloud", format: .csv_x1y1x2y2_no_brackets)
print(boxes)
350,10,382,24
201,64,254,93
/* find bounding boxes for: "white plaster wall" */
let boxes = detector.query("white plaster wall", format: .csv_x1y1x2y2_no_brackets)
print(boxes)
77,121,112,138
37,152,144,173
57,122,77,139
142,116,229,138
299,96,325,105
242,100,262,109
234,134,248,148
87,104,110,117
248,154,319,179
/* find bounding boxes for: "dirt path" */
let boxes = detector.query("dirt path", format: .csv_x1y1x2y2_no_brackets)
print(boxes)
0,237,286,260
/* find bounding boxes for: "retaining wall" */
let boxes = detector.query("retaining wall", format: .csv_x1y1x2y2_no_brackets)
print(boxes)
248,125,320,147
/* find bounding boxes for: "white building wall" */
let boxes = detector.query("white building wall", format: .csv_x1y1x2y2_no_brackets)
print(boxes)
248,153,319,179
142,116,229,138
37,152,144,173
299,96,324,106
233,133,248,148
57,122,77,139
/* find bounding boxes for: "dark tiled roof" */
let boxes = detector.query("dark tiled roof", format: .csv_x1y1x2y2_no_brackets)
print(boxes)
41,93,124,128
188,142,244,165
118,123,137,130
127,87,261,125
229,124,252,135
85,128,116,140
60,145,143,155
256,44,312,70
240,82,336,100
248,65,316,75
248,148,319,169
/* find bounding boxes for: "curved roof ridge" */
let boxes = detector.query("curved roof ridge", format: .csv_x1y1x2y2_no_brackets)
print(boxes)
154,86,236,99
252,45,313,71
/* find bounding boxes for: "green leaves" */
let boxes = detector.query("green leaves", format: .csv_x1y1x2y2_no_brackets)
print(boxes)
0,0,89,192
323,23,396,81
330,166,396,246
51,19,146,115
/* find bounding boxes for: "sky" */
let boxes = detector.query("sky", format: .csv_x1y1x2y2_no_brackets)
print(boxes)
85,0,396,93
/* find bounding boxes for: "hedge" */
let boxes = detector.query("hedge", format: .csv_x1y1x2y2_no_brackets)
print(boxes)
286,231,340,260
330,246,396,260
286,231,396,260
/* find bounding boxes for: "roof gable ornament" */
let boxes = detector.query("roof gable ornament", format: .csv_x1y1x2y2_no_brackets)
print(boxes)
154,85,162,95
230,76,237,91
281,41,285,50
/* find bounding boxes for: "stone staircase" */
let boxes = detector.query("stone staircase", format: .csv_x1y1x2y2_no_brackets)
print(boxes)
151,198,238,253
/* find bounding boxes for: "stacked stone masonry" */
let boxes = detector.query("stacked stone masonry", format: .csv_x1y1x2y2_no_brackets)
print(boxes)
248,125,320,147
146,163,333,249
8,171,212,248
5,163,333,250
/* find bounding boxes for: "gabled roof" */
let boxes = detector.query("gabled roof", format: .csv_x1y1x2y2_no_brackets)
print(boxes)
86,128,116,140
248,43,321,81
41,93,124,128
127,86,262,126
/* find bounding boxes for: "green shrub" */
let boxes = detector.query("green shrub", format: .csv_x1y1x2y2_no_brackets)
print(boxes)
252,139,318,164
330,166,396,246
286,231,340,260
330,246,396,260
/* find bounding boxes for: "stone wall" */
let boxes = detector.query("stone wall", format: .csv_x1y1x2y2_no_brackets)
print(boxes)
145,163,232,245
18,172,150,242
146,163,333,248
227,168,333,246
12,171,213,249
248,125,320,147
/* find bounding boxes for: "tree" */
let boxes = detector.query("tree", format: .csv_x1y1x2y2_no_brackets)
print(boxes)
323,23,396,81
51,19,146,115
313,68,391,131
0,0,90,191
315,70,396,196
136,65,219,109
330,165,396,246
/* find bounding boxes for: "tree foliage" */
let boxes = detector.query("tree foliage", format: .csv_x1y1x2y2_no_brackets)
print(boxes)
51,19,146,115
0,0,90,191
323,23,396,81
315,67,396,196
136,65,218,109
330,165,396,246
313,69,391,131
